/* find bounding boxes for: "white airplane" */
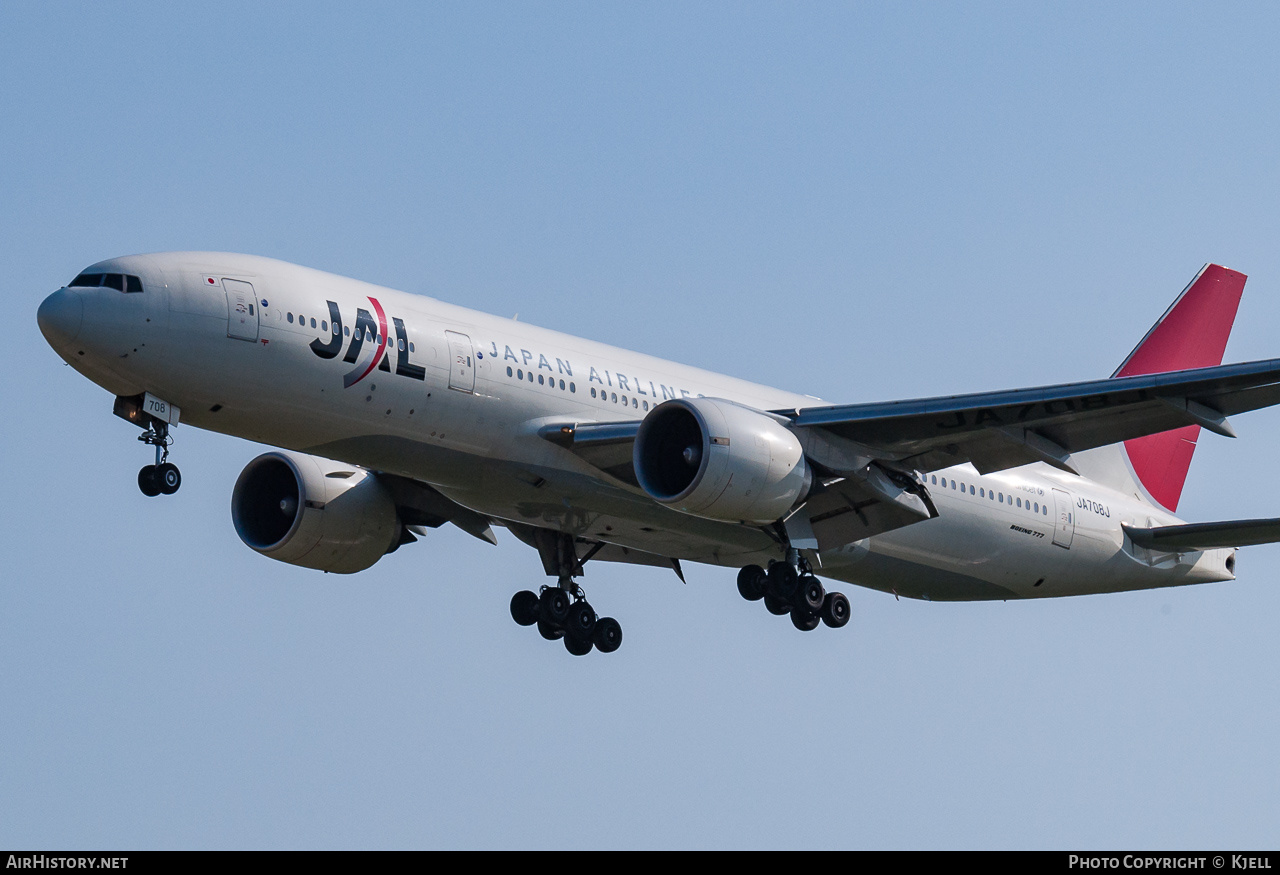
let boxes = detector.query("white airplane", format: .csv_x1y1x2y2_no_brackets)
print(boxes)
36,254,1280,654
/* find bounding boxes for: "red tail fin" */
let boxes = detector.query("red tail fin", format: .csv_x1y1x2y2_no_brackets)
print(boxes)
1112,264,1246,512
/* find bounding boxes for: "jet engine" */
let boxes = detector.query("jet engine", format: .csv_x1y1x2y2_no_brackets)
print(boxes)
633,398,811,524
231,451,401,573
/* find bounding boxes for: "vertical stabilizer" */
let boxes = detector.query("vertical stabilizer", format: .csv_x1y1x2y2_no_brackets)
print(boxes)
1109,264,1246,512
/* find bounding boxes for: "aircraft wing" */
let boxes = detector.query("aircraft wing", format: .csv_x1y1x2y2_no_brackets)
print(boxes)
1123,518,1280,551
788,357,1280,476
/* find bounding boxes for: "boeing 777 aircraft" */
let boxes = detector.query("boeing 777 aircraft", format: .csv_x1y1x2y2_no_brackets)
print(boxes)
36,254,1280,654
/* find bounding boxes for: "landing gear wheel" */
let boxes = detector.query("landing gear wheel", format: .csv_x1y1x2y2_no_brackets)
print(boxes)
510,591,540,626
763,593,792,616
137,465,161,497
821,592,851,628
565,601,597,640
537,619,564,641
736,565,767,601
156,462,181,495
564,635,594,656
767,562,800,600
790,606,820,632
539,588,571,625
797,575,825,611
593,617,622,653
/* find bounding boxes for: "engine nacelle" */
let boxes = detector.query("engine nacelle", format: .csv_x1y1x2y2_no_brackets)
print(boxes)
633,397,810,524
231,451,400,574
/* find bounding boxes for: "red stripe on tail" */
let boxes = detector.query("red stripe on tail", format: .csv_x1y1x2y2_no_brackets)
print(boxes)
1113,264,1246,512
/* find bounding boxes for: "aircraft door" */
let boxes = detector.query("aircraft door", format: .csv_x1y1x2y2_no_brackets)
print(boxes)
1051,487,1075,548
223,279,259,342
445,330,475,393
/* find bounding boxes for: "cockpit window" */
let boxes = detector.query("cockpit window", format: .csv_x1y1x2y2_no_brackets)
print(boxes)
68,272,144,292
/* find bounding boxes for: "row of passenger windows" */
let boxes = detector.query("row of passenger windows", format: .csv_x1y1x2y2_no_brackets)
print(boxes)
502,363,658,411
929,474,1050,515
285,312,415,352
592,387,649,410
69,273,143,293
507,366,575,393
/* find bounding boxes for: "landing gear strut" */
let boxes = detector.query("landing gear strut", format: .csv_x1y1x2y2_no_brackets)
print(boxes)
736,544,851,632
510,531,623,656
136,420,181,497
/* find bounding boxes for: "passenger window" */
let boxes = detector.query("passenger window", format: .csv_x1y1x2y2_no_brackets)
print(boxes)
1034,502,1039,513
970,485,975,495
633,398,638,408
559,380,565,390
590,387,597,398
611,393,617,402
979,488,985,498
1017,498,1022,508
507,367,513,377
931,475,936,485
570,383,575,393
311,318,317,329
538,375,544,385
999,493,1004,502
1043,506,1048,515
951,480,956,489
517,369,523,379
643,401,649,410
288,313,294,323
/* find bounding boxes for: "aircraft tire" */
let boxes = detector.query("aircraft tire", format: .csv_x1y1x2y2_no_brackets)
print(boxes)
537,618,564,641
767,562,799,600
821,592,851,629
790,606,820,632
593,617,622,653
797,575,825,611
157,462,181,495
736,565,767,601
510,591,540,626
539,588,571,625
763,593,791,616
565,601,597,640
137,465,161,497
564,635,593,656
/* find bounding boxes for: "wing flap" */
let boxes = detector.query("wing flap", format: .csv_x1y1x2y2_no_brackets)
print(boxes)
789,357,1280,476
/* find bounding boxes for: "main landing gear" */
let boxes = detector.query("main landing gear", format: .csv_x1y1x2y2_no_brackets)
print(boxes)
510,583,622,656
136,420,181,497
736,556,850,632
510,530,623,656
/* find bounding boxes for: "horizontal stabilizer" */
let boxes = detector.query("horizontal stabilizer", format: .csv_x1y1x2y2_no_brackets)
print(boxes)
1123,517,1280,551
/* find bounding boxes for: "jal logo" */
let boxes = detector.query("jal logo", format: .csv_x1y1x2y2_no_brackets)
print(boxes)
309,297,425,388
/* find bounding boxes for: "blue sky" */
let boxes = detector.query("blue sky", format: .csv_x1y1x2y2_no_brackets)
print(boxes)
3,2,1279,848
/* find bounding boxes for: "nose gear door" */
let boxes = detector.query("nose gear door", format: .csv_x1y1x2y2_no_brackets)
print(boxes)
445,330,475,393
223,278,259,342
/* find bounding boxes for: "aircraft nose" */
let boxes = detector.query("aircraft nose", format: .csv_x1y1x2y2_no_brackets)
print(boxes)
37,287,84,349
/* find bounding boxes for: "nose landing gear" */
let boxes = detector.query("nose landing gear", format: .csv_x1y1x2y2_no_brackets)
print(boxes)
136,420,181,497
